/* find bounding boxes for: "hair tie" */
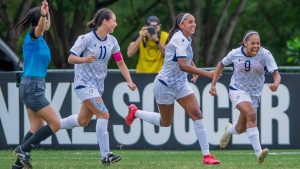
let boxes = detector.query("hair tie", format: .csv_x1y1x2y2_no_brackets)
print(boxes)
243,31,259,42
179,13,190,25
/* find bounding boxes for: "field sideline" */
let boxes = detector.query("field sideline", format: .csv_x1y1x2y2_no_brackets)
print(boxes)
1,149,300,169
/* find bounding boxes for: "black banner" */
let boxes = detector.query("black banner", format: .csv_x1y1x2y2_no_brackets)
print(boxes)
0,71,299,150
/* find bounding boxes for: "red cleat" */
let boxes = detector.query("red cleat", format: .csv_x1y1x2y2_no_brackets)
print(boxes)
202,154,220,165
125,104,138,126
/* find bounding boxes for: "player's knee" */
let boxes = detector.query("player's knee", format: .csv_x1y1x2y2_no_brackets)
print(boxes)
247,112,257,123
49,120,61,132
78,118,91,127
96,112,110,119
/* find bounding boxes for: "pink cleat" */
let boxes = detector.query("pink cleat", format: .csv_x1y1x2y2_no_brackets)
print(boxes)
125,104,138,126
202,154,220,165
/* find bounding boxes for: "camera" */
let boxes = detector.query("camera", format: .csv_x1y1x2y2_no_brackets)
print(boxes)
147,26,156,36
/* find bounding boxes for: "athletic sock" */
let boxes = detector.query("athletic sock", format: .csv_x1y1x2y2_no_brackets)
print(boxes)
193,119,210,156
15,131,33,165
21,125,54,152
60,115,79,129
96,118,110,159
228,122,238,134
135,110,161,126
246,127,262,157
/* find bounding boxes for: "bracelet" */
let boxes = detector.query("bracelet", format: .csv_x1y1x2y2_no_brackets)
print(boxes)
41,14,47,17
155,40,160,45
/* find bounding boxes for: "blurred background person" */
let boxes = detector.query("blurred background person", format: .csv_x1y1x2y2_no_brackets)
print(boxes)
127,15,168,73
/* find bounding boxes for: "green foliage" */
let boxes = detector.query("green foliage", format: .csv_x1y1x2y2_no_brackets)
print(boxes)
286,37,300,65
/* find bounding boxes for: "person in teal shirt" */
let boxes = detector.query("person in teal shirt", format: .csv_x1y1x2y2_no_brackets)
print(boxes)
12,1,60,169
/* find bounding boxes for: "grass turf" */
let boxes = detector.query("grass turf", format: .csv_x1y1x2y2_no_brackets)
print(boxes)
1,149,300,169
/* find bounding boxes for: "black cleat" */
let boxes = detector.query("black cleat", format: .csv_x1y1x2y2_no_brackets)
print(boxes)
14,146,32,169
12,164,24,169
102,152,122,165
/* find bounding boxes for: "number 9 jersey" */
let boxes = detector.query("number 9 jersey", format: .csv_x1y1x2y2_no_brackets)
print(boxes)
69,30,122,94
221,46,278,96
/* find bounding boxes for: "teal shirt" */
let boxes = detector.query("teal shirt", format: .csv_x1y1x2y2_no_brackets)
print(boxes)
22,32,51,77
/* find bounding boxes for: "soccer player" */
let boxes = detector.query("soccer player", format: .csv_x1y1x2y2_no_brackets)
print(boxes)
59,8,136,165
12,1,60,169
209,30,281,163
125,13,220,165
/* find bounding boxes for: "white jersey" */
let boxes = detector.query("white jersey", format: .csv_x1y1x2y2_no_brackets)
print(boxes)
222,46,278,96
156,31,193,90
70,30,121,94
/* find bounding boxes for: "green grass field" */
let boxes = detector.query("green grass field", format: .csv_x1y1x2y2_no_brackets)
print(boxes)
1,149,300,169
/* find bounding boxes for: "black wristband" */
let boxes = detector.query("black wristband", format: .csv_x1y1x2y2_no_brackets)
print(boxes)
41,14,47,17
155,40,160,45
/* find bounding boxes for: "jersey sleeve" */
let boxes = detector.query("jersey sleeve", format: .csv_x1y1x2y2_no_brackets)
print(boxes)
111,36,121,54
221,49,235,66
70,35,88,56
263,49,278,73
173,37,189,58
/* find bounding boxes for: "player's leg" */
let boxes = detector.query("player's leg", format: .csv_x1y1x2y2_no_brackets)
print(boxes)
237,99,267,163
177,91,220,165
84,96,121,165
126,79,175,126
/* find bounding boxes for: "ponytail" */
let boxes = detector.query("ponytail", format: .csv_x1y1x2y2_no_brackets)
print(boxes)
12,7,41,39
87,8,114,29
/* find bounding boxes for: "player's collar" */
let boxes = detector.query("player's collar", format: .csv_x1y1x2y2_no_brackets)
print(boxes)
93,30,107,41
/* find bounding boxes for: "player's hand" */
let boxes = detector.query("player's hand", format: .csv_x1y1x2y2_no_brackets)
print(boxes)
209,85,217,96
128,82,137,91
191,74,199,83
268,83,279,92
84,56,96,63
41,0,49,16
139,27,148,38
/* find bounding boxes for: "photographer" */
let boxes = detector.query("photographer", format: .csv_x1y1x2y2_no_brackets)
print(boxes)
127,15,168,73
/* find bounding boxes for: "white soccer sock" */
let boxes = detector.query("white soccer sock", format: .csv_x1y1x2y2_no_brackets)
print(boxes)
228,122,238,134
60,115,80,129
246,127,262,157
96,118,110,158
193,119,210,156
135,110,161,126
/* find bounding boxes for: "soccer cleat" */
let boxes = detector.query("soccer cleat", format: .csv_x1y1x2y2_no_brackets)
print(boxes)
102,152,122,165
220,123,233,149
11,164,24,169
14,146,32,169
257,148,269,164
125,104,138,126
202,154,221,165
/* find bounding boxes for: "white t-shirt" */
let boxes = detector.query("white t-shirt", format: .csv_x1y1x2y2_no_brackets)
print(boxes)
222,46,278,96
70,30,121,93
156,30,193,90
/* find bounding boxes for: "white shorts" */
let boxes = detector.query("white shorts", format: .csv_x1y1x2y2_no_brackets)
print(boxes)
229,89,260,108
75,86,101,103
153,79,194,105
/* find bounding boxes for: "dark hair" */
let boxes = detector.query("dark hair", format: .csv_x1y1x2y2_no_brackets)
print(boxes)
166,13,188,44
146,15,160,25
241,30,260,46
12,7,42,39
87,8,114,29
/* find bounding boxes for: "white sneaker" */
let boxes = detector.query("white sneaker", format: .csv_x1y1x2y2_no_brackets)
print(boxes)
257,148,269,164
220,123,233,149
